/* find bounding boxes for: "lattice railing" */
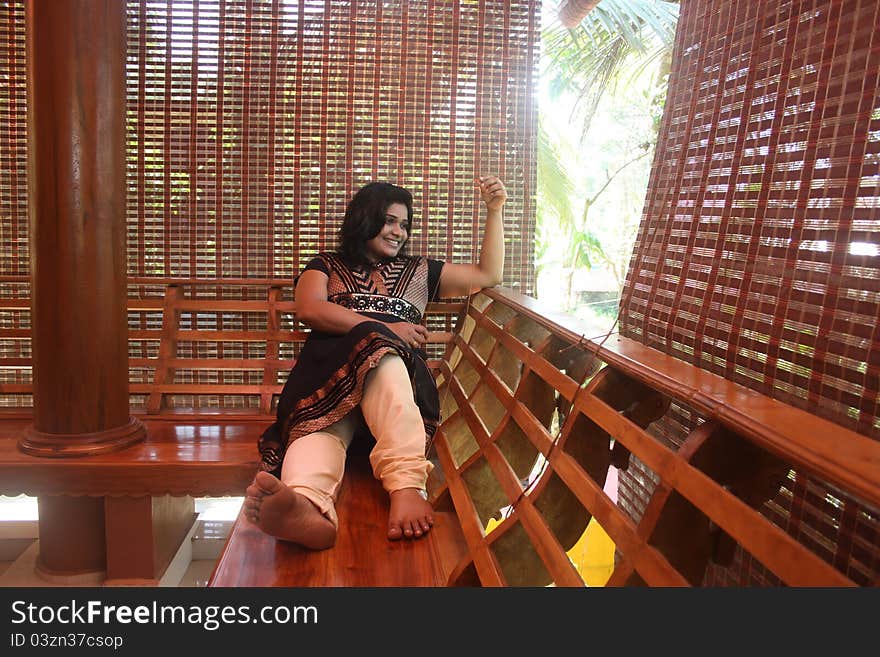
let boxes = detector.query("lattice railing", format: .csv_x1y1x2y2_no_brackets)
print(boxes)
0,278,461,415
429,288,880,586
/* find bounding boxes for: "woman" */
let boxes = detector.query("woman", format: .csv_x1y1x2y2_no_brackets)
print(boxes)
244,175,507,549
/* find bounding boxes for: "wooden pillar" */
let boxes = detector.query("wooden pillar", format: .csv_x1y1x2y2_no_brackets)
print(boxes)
21,0,145,576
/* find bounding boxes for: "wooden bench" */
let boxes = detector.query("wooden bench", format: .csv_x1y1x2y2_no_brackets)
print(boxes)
2,281,878,586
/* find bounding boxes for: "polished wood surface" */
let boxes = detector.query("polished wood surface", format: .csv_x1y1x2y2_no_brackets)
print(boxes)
0,418,260,497
209,444,469,587
483,287,880,509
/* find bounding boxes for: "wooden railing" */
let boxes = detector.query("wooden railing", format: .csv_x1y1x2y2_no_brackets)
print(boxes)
0,278,462,416
427,288,880,587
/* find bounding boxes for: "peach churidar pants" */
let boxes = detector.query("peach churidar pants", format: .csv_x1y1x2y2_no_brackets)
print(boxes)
279,353,433,527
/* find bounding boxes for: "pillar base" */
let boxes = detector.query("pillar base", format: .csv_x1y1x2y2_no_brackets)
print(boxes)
18,417,146,457
35,556,106,585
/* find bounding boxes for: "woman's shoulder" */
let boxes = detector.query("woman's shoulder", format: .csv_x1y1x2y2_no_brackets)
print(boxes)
297,252,340,278
306,251,344,267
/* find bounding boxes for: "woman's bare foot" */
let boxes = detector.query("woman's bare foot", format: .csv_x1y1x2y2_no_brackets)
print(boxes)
387,488,434,540
244,471,336,550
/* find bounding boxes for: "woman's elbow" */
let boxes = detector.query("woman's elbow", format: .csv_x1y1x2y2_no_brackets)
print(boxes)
486,268,503,288
295,300,318,326
473,274,502,293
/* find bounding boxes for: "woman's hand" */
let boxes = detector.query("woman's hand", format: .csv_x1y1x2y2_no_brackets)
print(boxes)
385,321,430,350
476,175,507,211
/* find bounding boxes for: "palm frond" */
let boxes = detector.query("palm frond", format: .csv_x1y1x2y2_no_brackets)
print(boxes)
541,0,679,135
537,118,577,231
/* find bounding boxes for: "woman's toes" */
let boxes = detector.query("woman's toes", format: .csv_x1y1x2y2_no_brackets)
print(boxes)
255,470,285,494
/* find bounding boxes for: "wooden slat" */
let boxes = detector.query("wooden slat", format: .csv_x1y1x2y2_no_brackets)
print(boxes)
443,350,586,586
261,286,282,414
172,299,297,312
468,303,580,401
130,358,295,370
147,285,181,413
432,429,507,587
484,287,880,512
450,326,689,586
155,329,305,342
576,391,857,586
549,447,689,586
0,358,30,367
481,440,586,586
0,384,31,393
127,277,294,287
447,323,687,585
0,329,30,338
131,383,281,395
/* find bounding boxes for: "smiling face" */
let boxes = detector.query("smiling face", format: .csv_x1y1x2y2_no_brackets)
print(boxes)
364,202,410,263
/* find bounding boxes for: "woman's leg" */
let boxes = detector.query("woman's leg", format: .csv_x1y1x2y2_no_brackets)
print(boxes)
359,354,435,540
244,415,355,549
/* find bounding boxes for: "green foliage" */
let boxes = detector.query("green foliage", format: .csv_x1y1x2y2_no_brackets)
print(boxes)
537,117,577,232
542,0,678,139
536,0,679,312
569,228,604,270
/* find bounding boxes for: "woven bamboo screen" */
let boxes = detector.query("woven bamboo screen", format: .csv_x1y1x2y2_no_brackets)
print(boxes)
0,1,541,290
0,2,28,407
620,0,880,441
617,0,879,585
0,2,26,283
124,0,538,290
0,0,539,409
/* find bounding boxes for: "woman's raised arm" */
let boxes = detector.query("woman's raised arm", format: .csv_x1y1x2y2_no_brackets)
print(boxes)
437,175,507,299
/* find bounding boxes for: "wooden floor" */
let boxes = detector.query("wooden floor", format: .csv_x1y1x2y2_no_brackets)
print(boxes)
209,442,469,587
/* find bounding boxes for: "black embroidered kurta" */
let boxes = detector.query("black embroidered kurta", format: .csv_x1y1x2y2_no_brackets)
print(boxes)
257,252,444,476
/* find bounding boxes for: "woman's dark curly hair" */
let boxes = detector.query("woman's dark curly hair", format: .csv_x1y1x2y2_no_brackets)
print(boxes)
337,182,414,266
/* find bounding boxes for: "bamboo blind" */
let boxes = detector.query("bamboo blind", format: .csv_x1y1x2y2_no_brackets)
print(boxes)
0,1,28,405
124,0,538,291
618,0,879,586
620,0,880,441
0,0,542,283
0,1,26,284
0,0,540,408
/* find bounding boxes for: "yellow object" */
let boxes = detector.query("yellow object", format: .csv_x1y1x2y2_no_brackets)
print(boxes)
483,515,616,586
568,517,615,586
